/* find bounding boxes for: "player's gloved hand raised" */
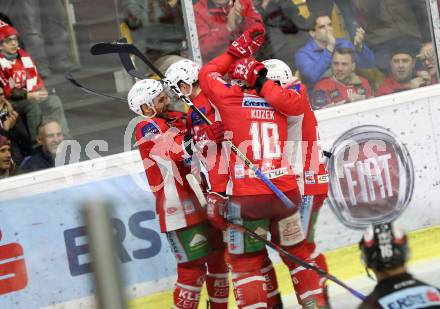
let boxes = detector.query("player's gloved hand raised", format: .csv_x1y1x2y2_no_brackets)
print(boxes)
228,23,266,58
206,192,228,230
228,57,267,88
192,121,225,148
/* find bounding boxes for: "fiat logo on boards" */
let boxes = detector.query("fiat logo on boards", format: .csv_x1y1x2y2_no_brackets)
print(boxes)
326,125,414,229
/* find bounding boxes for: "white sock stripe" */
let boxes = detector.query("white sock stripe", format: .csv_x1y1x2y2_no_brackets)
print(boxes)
267,289,280,298
290,266,306,275
260,263,274,274
299,288,323,300
242,302,267,309
207,272,229,279
234,275,266,287
310,251,321,259
209,296,229,303
176,283,202,292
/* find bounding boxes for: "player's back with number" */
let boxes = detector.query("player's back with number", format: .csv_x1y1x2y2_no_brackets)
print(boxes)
199,53,306,196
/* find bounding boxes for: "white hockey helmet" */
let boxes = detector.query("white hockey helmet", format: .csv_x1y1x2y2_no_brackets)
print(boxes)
127,79,164,118
165,59,200,86
262,59,298,88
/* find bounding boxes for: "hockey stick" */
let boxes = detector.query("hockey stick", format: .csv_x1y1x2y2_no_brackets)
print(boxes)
114,42,366,300
91,41,295,209
64,72,128,103
185,174,366,301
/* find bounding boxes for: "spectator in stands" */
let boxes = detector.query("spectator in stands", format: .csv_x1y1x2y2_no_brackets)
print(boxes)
307,0,360,38
312,48,372,110
3,0,79,78
0,135,14,178
194,0,264,62
254,0,309,69
0,21,71,140
0,87,33,165
119,0,185,65
376,44,431,96
353,0,431,74
417,42,438,85
20,119,64,172
295,14,375,92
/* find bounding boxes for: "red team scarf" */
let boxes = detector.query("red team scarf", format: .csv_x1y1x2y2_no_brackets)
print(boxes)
0,48,44,96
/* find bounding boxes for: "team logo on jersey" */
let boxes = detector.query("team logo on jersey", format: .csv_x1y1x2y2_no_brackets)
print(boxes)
189,233,207,248
234,164,245,179
326,125,414,229
183,200,196,215
313,90,328,109
190,107,206,126
379,286,440,308
287,84,301,92
242,96,272,109
12,70,26,88
330,90,340,99
166,207,179,215
249,167,288,179
141,122,160,140
304,171,315,184
317,174,328,184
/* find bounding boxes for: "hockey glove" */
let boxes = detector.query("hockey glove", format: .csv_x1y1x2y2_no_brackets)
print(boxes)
207,192,228,230
228,57,267,88
228,23,266,58
192,121,225,149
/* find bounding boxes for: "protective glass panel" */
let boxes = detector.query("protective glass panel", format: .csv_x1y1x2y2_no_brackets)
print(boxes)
186,0,440,109
0,0,191,178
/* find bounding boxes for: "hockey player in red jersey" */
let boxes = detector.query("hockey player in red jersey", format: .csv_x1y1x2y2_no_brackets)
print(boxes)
199,24,327,308
166,58,284,308
165,58,231,308
263,58,331,307
128,78,228,309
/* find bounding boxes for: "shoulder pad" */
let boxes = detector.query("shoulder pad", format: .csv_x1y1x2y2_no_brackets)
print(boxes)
139,121,161,140
190,106,207,126
288,84,301,92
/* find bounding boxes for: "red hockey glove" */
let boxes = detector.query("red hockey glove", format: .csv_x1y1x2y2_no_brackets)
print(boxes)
192,121,225,149
228,57,267,88
228,23,266,58
206,192,228,230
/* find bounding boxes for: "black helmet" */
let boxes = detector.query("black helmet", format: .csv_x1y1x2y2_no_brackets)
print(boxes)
359,222,409,271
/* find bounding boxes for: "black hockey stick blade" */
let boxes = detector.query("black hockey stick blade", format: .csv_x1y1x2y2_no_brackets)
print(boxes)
119,53,147,80
115,38,147,80
90,42,126,56
64,72,127,103
91,42,164,78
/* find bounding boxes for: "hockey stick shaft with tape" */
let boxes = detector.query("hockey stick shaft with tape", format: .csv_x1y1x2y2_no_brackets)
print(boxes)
91,41,295,209
64,72,128,103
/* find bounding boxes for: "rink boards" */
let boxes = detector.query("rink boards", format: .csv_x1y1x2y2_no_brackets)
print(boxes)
1,85,440,308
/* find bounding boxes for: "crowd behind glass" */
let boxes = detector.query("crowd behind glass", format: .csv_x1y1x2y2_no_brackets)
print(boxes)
0,0,438,178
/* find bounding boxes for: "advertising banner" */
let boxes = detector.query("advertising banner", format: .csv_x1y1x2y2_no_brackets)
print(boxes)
0,174,176,308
